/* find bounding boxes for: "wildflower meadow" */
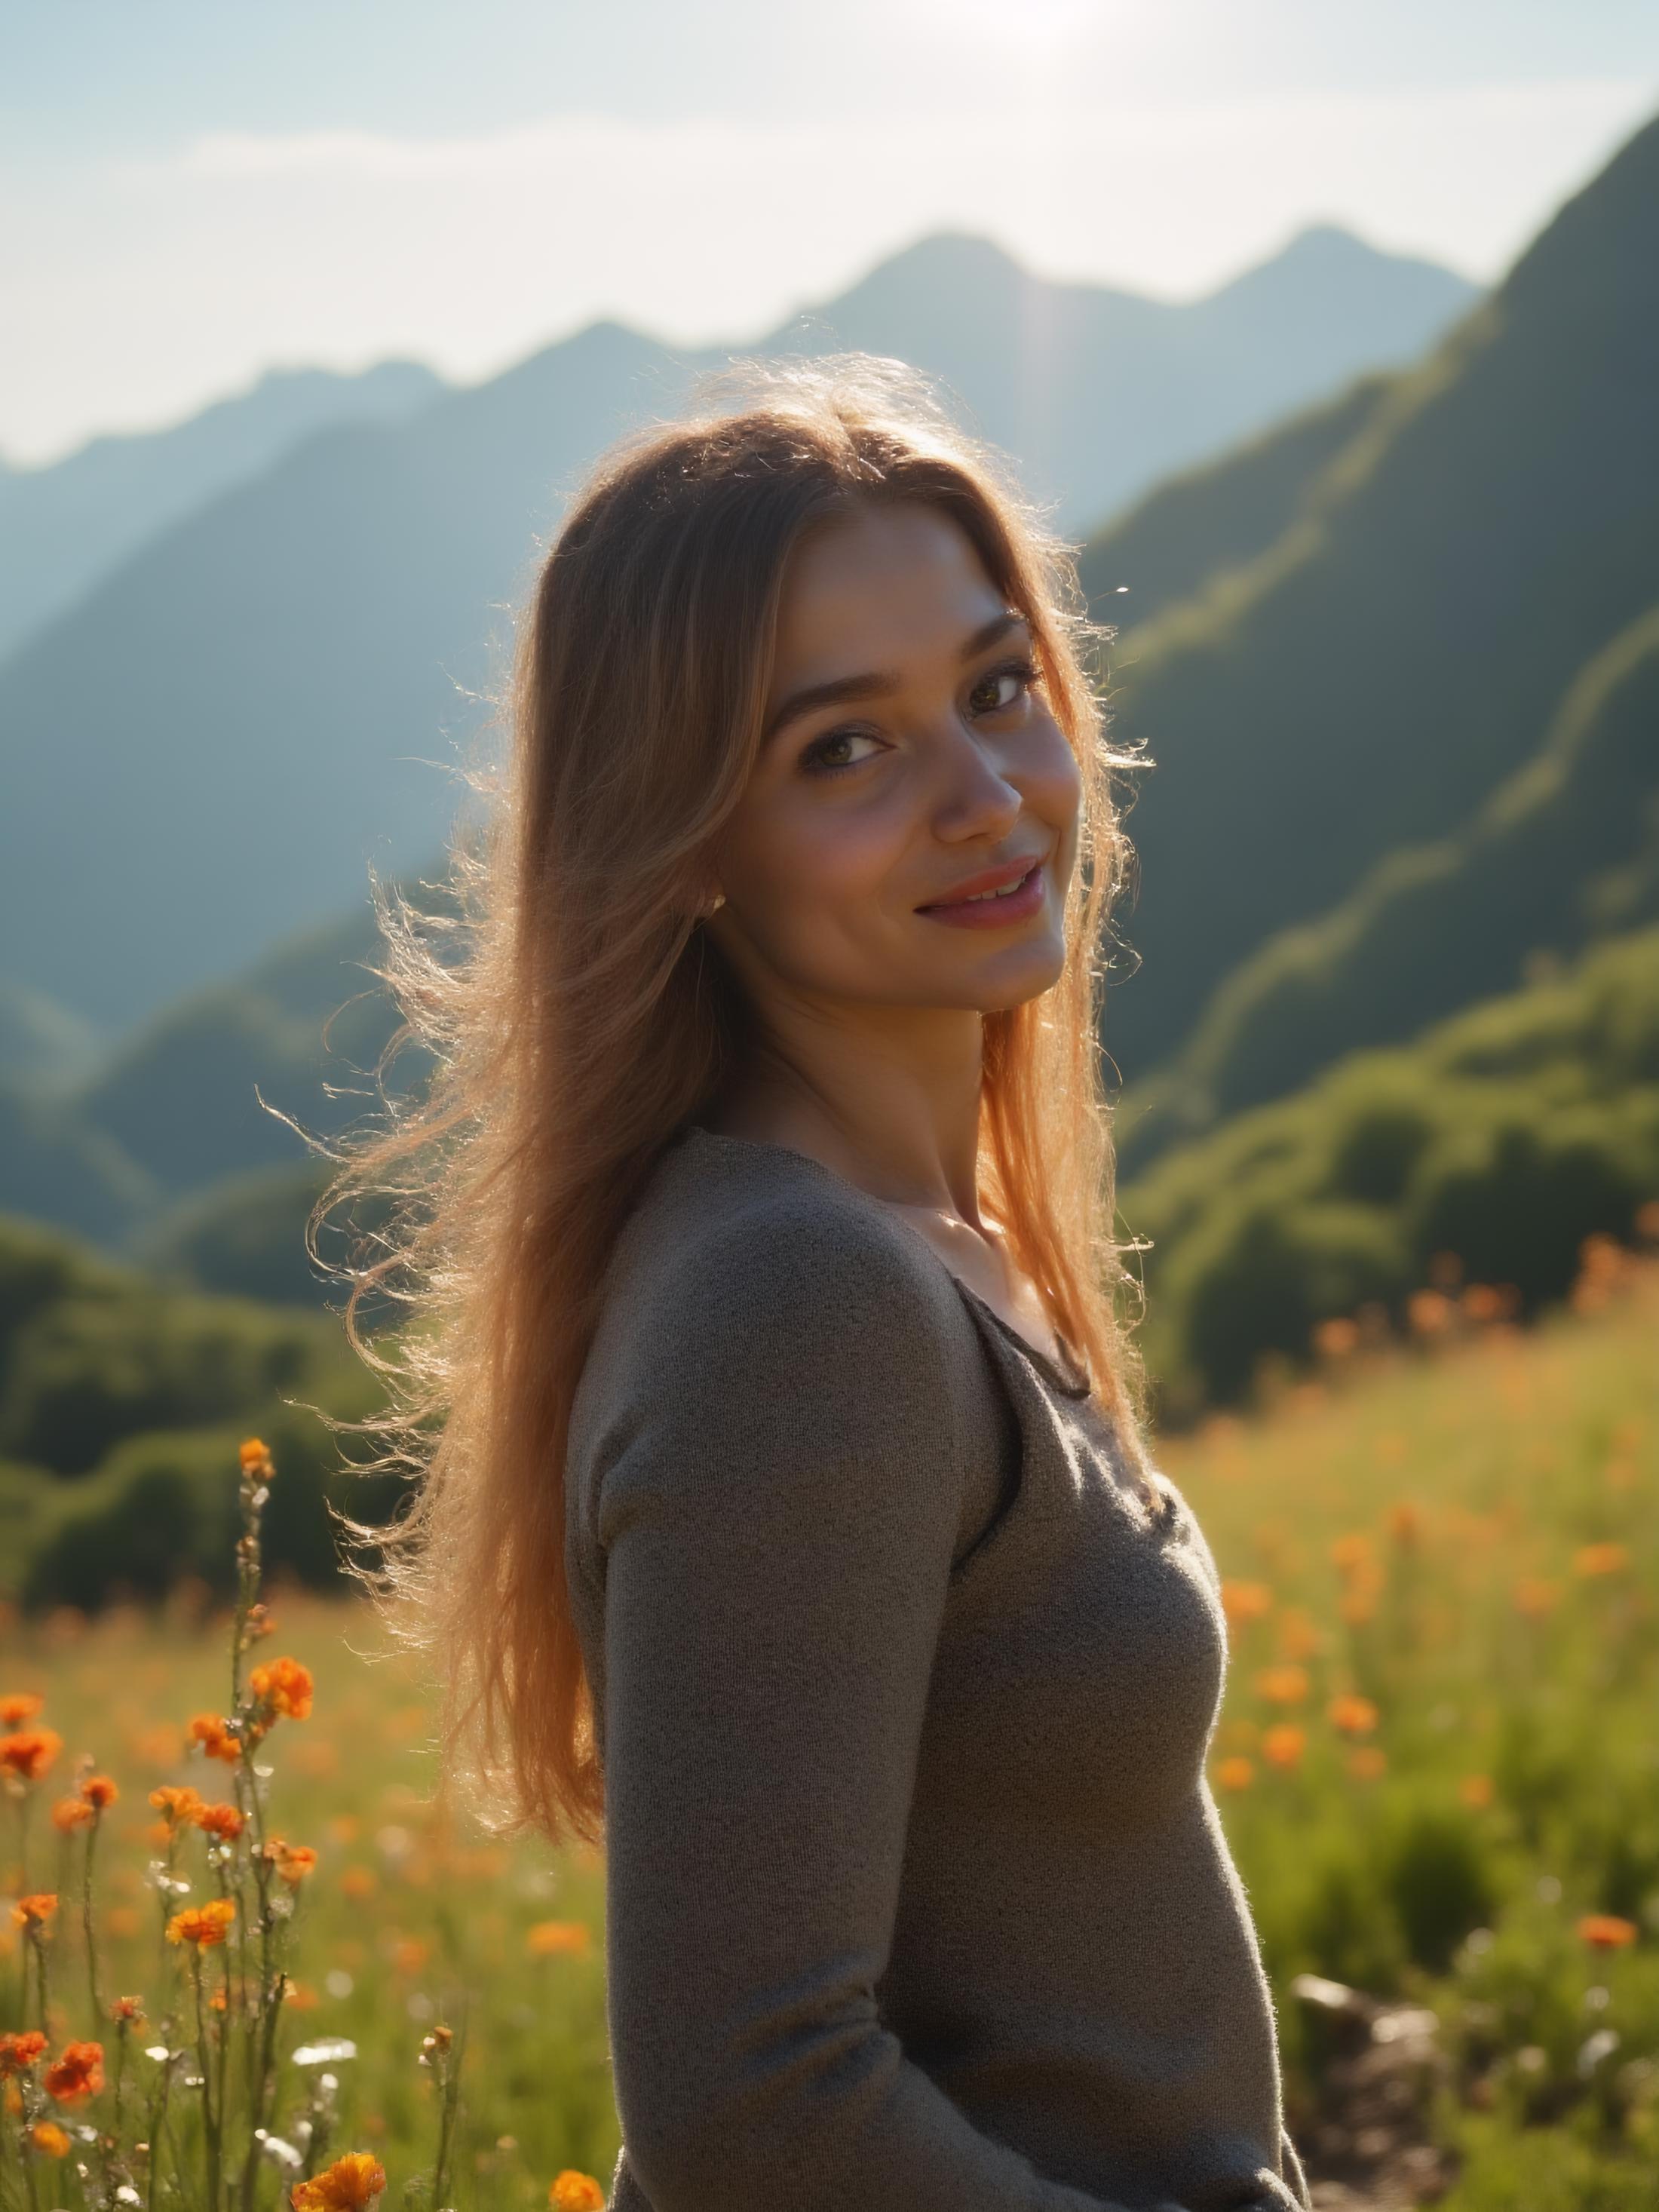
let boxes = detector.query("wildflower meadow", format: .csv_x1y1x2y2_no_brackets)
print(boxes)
2,1229,1656,2210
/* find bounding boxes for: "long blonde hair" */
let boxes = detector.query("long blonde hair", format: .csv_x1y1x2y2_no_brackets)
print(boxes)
311,353,1151,1850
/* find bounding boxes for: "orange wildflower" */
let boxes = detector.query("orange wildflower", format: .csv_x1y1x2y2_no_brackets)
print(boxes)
188,1713,241,1763
43,2040,104,2103
1330,1532,1375,1575
1578,1914,1639,1950
0,2029,48,2075
1328,1694,1379,1735
11,1893,57,1931
550,2176,606,2210
78,1773,118,1811
265,1839,318,1886
110,1996,145,2023
1407,1288,1454,1336
239,1437,272,1471
29,2120,71,2158
526,1921,591,1958
290,2149,388,2208
51,1794,96,1833
250,1656,314,1722
149,1783,207,1828
193,1801,246,1843
0,1691,44,1728
1214,1756,1255,1792
1460,1775,1494,1809
1219,1581,1274,1626
1311,1315,1360,1360
1348,1746,1388,1781
1573,1542,1629,1578
1254,1664,1310,1705
339,1866,376,1901
388,1937,429,1975
0,1727,63,1782
1513,1577,1560,1618
1385,1499,1424,1548
1261,1724,1306,1770
166,1898,237,1950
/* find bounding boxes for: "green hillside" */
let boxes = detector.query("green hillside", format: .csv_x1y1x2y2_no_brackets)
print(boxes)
1121,926,1659,1424
1091,108,1659,1091
1119,600,1659,1172
0,1209,394,1609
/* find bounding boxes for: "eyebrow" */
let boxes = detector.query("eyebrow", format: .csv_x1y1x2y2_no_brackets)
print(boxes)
762,609,1031,747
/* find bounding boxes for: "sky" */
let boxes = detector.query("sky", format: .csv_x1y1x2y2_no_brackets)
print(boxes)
3,0,1657,467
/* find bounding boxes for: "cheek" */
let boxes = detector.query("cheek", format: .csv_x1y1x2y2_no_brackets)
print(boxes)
730,790,907,927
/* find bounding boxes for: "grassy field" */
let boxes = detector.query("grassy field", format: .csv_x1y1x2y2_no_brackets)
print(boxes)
2,1250,1655,2210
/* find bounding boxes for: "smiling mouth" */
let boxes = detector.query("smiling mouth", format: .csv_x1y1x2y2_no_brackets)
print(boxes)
918,859,1041,911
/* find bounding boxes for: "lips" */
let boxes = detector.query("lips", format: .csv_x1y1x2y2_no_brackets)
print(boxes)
917,853,1045,910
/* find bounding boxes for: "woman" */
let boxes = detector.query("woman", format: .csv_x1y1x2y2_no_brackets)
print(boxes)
320,354,1314,2212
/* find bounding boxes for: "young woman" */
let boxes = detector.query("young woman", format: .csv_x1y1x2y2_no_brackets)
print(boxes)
322,356,1314,2212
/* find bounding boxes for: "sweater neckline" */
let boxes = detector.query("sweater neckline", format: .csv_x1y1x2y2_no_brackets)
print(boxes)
680,1122,1094,1401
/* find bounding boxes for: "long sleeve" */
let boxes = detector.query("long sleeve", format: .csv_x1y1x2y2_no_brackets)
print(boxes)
590,1201,1168,2212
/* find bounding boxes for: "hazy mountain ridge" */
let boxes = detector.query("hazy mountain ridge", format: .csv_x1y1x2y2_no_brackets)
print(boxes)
0,223,1479,1035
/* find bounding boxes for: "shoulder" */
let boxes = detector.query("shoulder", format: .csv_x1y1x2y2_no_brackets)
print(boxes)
569,1128,985,1508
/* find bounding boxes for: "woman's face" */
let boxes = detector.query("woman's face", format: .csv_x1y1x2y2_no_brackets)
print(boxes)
707,500,1081,1020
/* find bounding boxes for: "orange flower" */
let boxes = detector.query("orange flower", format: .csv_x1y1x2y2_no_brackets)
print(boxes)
1513,1577,1561,1618
1254,1664,1310,1705
388,1937,429,1975
1327,1694,1379,1736
188,1713,241,1763
1214,1756,1255,1792
1219,1581,1274,1626
250,1656,314,1722
194,1802,246,1843
1385,1500,1424,1548
1261,1724,1306,1770
1460,1774,1494,1809
110,1996,146,2023
285,1981,320,2011
166,1898,237,1950
550,2175,606,2210
1311,1315,1360,1360
51,1794,96,1833
0,2029,48,2075
1407,1288,1454,1336
43,2040,104,2103
290,2149,388,2208
1578,1914,1639,1950
149,1783,207,1829
0,1691,44,1728
1573,1542,1629,1578
1348,1746,1388,1781
78,1774,118,1811
339,1866,376,1901
1330,1532,1375,1575
239,1437,272,1471
265,1839,318,1886
11,1893,57,1931
29,2119,71,2158
0,1727,63,1782
526,1921,591,1957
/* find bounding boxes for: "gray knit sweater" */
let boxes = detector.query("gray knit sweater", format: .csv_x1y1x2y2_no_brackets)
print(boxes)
565,1123,1313,2212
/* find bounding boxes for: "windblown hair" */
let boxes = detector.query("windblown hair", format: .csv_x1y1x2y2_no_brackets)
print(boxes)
311,352,1151,1852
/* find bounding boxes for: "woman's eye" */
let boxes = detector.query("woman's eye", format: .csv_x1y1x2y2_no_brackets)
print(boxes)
970,658,1041,715
801,728,884,777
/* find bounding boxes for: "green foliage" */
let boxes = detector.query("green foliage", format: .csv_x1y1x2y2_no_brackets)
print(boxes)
1125,928,1659,1416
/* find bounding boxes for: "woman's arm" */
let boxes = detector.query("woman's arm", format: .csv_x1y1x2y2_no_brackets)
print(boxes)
591,1199,1170,2212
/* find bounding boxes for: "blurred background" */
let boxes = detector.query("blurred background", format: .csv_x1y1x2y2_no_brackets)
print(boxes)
2,10,1657,2201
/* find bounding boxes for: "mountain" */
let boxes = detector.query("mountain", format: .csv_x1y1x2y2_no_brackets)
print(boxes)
1087,107,1659,1109
0,225,1478,1035
0,360,446,664
1120,599,1659,1169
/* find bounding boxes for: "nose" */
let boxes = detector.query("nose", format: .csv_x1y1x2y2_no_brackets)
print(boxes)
928,714,1024,844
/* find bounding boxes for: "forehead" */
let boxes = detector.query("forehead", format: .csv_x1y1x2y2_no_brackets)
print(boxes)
769,502,1004,679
